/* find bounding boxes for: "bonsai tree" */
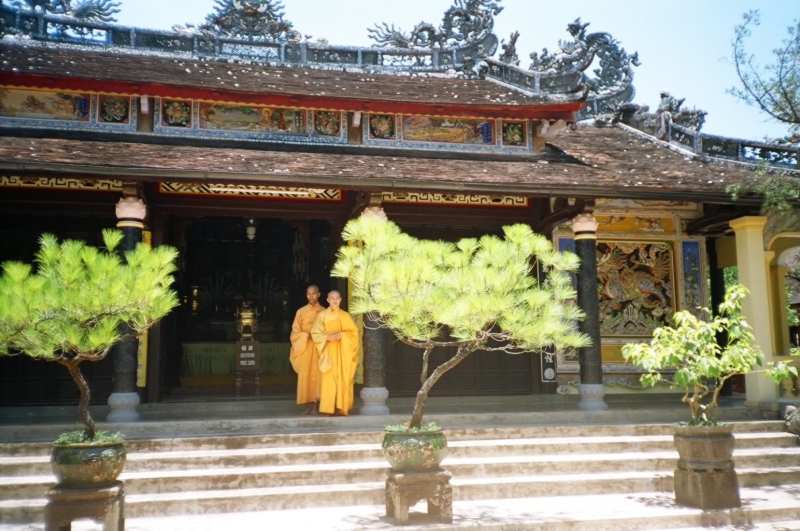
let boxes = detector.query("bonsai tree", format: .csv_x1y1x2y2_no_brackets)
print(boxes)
332,216,590,429
0,230,179,441
622,284,798,425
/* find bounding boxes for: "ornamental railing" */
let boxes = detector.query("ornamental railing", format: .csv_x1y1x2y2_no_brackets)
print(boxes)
670,123,799,170
0,6,467,72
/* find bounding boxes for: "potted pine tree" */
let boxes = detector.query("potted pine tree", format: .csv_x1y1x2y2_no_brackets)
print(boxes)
0,230,179,487
332,216,589,472
622,284,798,510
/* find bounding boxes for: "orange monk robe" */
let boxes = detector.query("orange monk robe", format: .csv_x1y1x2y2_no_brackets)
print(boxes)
289,303,325,405
311,307,359,415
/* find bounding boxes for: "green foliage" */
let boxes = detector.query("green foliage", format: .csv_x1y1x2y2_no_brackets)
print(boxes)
334,217,590,352
55,430,125,445
384,422,443,433
333,216,590,427
727,168,800,213
0,230,180,362
723,267,739,291
729,11,800,132
789,306,799,328
0,231,179,439
623,285,798,425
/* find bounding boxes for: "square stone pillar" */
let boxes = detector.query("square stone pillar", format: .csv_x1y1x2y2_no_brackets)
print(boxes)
729,216,777,405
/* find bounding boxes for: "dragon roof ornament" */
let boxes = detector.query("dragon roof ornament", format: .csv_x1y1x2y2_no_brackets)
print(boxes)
367,0,502,58
470,18,639,110
7,0,120,24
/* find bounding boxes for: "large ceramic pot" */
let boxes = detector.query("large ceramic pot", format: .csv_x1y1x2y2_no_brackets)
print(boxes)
382,429,447,472
673,424,740,510
51,441,126,488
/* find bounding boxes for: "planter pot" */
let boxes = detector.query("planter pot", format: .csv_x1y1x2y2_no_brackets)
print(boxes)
382,430,447,472
51,442,126,488
673,424,740,510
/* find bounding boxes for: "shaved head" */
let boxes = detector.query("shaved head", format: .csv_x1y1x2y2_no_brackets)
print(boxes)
306,285,321,306
327,290,342,310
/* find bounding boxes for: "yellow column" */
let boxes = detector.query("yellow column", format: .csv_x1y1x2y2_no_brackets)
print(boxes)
729,216,777,405
772,264,790,356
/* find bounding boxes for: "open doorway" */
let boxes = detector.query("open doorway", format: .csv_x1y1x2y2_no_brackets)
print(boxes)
164,216,333,400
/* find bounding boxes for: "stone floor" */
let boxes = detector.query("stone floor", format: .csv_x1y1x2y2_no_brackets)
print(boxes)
0,394,767,443
3,487,800,530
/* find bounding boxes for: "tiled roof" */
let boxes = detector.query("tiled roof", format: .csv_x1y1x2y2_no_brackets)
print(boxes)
0,125,775,202
0,45,566,108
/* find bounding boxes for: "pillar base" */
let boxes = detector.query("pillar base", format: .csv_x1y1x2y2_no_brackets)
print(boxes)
578,384,608,411
106,392,141,423
360,386,390,416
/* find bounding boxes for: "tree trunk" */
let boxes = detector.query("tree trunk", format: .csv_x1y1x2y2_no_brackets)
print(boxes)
61,360,96,440
409,344,476,428
420,346,433,385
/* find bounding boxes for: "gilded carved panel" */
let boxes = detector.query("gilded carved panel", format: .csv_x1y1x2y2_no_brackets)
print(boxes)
596,241,675,337
401,115,495,145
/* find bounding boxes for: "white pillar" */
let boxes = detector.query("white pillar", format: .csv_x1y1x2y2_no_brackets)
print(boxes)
729,216,778,406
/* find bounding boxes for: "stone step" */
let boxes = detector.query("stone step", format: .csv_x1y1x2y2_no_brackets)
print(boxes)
3,447,799,500
0,420,785,456
1,430,795,477
3,467,800,522
0,401,765,444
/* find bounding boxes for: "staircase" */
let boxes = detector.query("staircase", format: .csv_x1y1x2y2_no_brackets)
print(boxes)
0,421,798,529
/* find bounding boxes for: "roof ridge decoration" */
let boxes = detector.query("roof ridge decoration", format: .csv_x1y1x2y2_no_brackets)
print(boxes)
367,0,501,58
172,0,300,42
0,1,633,107
479,18,640,113
8,0,120,24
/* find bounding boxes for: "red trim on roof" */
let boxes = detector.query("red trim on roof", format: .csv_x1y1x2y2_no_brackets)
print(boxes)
0,73,584,121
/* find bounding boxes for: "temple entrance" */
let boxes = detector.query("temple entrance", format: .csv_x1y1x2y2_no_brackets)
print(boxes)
163,216,334,400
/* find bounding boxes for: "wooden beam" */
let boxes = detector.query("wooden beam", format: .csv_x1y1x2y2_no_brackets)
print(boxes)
534,198,594,236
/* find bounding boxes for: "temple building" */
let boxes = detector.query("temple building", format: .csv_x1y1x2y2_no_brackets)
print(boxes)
0,0,798,419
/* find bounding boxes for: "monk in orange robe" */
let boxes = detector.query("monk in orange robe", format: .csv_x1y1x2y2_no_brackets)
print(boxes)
311,290,359,416
289,285,325,415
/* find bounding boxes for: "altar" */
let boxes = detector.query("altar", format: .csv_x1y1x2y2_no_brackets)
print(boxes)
182,342,292,376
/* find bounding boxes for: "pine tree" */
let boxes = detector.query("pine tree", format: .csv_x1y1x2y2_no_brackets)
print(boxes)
0,230,179,440
333,217,590,428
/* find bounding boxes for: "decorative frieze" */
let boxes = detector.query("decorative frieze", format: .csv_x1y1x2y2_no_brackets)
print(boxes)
0,88,137,131
198,102,306,135
363,113,532,153
402,115,495,145
158,182,342,201
0,175,122,191
153,98,346,144
381,191,528,208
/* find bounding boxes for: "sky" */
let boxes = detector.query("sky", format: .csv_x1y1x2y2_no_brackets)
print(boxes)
112,0,799,141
